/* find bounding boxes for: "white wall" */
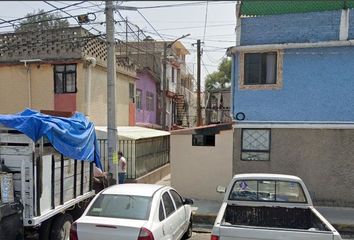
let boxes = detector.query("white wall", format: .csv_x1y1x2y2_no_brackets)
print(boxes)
170,129,233,201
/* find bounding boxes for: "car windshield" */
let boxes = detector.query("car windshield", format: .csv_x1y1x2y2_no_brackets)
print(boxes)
87,194,152,220
229,180,307,203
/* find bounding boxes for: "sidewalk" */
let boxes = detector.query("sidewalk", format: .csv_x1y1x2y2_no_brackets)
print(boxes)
156,174,354,235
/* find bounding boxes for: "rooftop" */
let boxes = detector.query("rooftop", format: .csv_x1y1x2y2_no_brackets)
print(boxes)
241,0,354,16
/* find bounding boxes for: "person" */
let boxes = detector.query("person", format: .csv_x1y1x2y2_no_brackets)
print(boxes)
118,151,127,184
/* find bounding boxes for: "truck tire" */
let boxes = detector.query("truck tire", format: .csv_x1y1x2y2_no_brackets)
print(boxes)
39,218,53,240
50,213,73,240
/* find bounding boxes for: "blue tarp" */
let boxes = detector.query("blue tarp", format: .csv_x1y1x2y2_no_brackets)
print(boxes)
0,109,102,169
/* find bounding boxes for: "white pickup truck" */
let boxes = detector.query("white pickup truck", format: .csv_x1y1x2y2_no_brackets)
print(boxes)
211,174,342,240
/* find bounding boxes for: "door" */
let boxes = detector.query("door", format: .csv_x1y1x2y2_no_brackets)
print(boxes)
169,190,188,239
161,192,179,239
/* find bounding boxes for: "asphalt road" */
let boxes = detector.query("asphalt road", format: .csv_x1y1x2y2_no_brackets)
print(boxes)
191,232,354,240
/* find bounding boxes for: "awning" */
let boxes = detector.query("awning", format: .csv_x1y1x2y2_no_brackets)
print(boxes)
95,126,170,140
241,0,354,16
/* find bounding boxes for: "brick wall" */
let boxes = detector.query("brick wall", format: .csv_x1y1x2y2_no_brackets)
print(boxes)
240,10,341,45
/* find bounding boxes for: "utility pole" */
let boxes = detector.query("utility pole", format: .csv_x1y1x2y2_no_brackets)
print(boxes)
106,1,118,184
161,42,167,130
196,39,202,126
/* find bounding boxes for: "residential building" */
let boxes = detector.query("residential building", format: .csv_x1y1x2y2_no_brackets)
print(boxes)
228,1,354,207
135,67,159,128
205,87,232,125
0,26,137,126
117,39,195,130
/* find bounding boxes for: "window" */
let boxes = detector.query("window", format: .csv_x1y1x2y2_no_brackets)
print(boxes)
170,190,183,209
54,64,77,93
192,134,215,146
240,51,283,90
159,200,165,221
229,180,307,203
162,192,175,217
244,52,277,85
87,194,152,220
129,83,135,103
171,67,175,83
136,89,142,110
146,92,154,111
241,129,270,161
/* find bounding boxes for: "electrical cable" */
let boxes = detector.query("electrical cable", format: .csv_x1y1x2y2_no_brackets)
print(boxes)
136,9,165,41
44,1,80,24
202,1,209,43
0,1,86,27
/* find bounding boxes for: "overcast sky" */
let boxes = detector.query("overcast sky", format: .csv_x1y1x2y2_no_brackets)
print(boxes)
0,1,236,89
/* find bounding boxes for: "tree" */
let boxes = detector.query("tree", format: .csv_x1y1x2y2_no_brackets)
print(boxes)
205,58,232,91
15,9,69,32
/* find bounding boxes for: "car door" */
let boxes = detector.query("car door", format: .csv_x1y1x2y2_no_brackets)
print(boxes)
160,191,179,239
169,190,188,239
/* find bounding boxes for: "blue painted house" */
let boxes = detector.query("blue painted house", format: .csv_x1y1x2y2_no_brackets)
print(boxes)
229,1,354,207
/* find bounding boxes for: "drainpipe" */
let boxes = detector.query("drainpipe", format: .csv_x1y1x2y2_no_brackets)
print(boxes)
20,59,42,109
85,57,96,117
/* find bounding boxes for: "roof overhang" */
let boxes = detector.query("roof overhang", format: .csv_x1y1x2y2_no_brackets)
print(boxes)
227,40,354,55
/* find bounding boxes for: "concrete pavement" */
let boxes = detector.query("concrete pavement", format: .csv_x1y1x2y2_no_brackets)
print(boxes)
156,174,354,236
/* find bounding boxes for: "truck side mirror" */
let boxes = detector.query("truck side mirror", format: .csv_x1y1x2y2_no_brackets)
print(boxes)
216,185,226,193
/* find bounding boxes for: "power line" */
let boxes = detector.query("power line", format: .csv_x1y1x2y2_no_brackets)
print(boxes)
128,1,233,10
153,23,236,31
44,1,80,24
0,1,86,27
202,1,209,43
136,10,165,41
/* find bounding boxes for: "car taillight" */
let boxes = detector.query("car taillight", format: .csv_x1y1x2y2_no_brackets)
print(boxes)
70,222,78,240
137,227,155,240
210,235,219,240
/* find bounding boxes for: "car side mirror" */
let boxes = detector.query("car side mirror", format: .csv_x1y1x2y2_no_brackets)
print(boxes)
183,198,194,205
216,185,226,193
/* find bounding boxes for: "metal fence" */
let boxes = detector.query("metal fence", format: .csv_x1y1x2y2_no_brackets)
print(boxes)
98,135,170,179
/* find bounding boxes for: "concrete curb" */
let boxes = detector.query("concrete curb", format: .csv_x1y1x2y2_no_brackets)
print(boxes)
192,213,216,226
333,224,354,235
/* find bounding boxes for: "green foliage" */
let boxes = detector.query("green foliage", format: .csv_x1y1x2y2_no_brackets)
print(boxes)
205,58,231,91
15,9,69,32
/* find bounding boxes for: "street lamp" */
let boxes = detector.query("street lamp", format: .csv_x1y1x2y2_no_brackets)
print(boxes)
161,34,190,130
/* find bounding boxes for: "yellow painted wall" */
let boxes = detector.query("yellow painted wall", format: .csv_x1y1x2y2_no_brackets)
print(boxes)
170,130,234,201
0,62,135,126
0,64,54,114
87,65,135,126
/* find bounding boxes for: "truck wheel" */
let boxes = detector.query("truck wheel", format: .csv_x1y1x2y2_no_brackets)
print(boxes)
182,217,193,239
50,213,73,240
39,218,53,240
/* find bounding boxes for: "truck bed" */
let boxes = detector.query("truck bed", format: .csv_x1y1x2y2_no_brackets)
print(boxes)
223,205,330,231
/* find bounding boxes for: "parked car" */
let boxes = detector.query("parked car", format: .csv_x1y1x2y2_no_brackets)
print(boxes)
211,173,342,240
70,183,193,240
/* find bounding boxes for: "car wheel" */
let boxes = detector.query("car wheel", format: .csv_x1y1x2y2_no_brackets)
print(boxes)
182,217,192,239
50,213,73,240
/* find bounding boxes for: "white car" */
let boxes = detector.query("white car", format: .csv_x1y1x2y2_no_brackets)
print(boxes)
70,184,193,240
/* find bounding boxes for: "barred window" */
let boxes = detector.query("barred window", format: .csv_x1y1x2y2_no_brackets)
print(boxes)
54,64,77,94
241,129,270,161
